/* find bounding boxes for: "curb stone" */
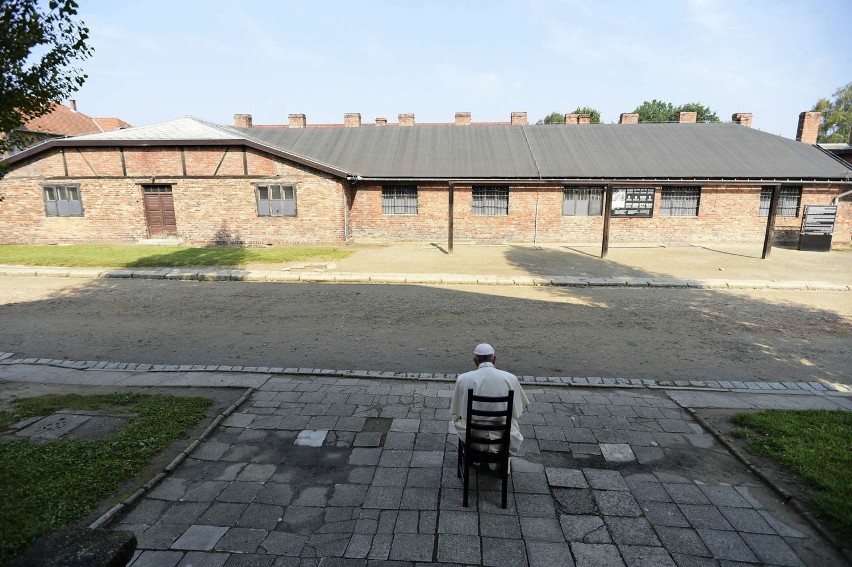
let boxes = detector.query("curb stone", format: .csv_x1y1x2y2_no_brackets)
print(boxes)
0,265,848,291
1,354,849,395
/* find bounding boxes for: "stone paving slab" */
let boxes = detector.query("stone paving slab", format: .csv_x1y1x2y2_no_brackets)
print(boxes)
96,376,847,567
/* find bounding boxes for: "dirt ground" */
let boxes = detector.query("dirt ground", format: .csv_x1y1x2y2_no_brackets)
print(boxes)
1,275,849,385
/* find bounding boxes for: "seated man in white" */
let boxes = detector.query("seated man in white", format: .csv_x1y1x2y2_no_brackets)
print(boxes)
449,343,530,462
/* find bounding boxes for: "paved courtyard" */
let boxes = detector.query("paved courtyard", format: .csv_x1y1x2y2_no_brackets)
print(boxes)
95,373,848,567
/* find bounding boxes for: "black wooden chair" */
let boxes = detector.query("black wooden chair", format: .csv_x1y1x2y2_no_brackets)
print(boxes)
456,388,514,508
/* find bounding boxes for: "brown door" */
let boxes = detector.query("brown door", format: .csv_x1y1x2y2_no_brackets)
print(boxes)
143,185,177,236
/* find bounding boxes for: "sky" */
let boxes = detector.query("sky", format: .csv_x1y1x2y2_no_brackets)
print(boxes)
68,0,851,139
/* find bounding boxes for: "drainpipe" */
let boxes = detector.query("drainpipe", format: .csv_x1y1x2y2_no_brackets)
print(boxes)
833,189,852,205
448,182,455,253
533,194,540,243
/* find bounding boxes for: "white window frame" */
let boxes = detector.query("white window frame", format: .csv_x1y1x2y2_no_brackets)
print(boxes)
43,184,83,217
563,186,603,216
256,184,297,217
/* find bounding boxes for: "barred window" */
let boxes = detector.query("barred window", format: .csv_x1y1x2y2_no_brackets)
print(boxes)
759,186,801,217
256,184,296,217
382,186,418,214
660,187,700,216
43,185,83,217
563,186,603,216
472,186,509,216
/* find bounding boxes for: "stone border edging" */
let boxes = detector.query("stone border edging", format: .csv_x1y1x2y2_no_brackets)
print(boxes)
0,265,848,291
1,352,849,395
87,387,255,530
673,402,852,563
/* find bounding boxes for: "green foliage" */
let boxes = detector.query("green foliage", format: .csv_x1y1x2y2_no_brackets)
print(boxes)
732,409,852,538
0,393,211,564
536,111,565,124
677,102,719,123
633,99,720,123
0,0,93,158
0,244,353,268
572,106,601,124
536,108,602,124
813,83,851,143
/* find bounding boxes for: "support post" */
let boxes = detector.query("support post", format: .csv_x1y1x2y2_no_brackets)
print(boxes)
448,182,455,253
601,185,613,258
761,185,780,259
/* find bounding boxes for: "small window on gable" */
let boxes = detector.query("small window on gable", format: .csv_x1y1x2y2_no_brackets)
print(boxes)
759,186,801,218
563,187,603,216
43,185,83,217
382,186,418,214
256,184,296,217
472,186,509,216
660,187,700,216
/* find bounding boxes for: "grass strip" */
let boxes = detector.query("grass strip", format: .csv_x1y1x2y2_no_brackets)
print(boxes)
732,409,852,539
0,244,352,268
0,393,211,565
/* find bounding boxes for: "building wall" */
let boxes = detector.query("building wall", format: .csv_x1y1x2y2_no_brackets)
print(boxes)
0,146,346,245
348,184,851,246
2,145,849,247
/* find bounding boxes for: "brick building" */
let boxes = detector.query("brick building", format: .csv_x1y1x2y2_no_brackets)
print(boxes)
3,101,131,158
1,110,850,248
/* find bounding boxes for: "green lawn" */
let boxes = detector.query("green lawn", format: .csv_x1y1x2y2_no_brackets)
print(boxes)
732,409,852,539
0,393,212,565
0,244,353,268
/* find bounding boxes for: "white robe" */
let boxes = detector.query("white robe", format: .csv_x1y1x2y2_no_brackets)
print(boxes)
449,362,530,455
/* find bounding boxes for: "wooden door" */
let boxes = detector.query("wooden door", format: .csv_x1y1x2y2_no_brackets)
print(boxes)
143,185,176,236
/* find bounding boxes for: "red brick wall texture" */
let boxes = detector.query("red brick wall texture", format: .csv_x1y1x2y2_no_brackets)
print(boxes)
0,146,849,247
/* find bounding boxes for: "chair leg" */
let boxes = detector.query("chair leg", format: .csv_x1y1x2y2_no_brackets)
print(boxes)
501,467,507,509
463,456,470,508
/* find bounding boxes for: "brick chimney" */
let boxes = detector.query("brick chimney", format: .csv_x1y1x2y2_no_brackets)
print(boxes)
69,100,77,112
565,114,579,125
375,117,387,126
289,114,306,129
233,114,252,128
344,113,361,127
455,112,471,126
619,113,639,124
399,113,415,127
731,113,753,128
511,112,528,126
796,111,821,144
577,114,591,125
678,111,697,124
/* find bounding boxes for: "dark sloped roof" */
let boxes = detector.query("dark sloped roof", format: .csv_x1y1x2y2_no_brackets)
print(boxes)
234,122,851,181
4,117,850,182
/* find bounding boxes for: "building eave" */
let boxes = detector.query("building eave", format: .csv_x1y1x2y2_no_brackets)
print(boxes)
1,138,352,179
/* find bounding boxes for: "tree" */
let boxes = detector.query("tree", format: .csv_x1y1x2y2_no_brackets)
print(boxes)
676,102,719,123
812,83,851,143
536,107,602,124
536,112,565,125
633,100,719,123
571,106,601,124
1,0,93,159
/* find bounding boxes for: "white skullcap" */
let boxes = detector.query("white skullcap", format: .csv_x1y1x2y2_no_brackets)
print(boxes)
473,343,495,356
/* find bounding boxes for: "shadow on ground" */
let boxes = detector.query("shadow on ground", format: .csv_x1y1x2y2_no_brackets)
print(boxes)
0,249,849,384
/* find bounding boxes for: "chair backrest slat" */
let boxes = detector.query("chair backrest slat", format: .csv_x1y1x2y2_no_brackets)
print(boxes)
464,388,514,450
